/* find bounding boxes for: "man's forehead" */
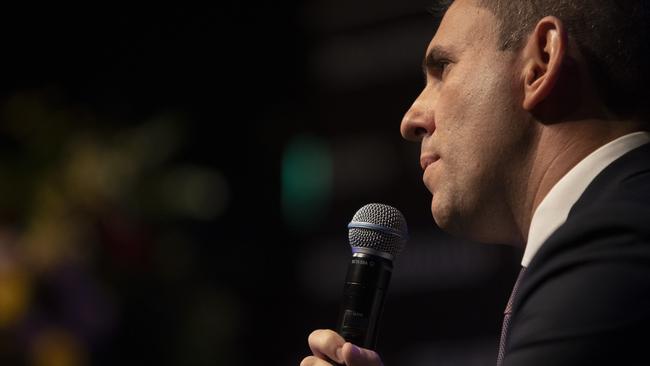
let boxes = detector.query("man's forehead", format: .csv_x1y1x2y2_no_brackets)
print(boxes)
427,0,499,54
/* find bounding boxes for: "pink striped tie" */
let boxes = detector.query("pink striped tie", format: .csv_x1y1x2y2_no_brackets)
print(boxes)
496,267,526,366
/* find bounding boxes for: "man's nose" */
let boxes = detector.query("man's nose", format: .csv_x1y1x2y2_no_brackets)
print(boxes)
400,91,435,141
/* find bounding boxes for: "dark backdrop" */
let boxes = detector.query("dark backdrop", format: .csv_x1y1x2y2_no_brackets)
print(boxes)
0,3,520,366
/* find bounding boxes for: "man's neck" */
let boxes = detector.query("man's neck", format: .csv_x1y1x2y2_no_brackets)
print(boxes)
514,119,644,244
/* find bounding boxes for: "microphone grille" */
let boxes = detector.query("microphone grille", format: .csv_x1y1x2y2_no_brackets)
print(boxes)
348,203,408,259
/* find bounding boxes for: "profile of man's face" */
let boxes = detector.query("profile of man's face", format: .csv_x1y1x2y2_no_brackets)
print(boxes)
401,0,533,244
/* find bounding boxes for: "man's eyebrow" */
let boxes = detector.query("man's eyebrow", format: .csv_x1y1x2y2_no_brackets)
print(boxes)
422,46,455,76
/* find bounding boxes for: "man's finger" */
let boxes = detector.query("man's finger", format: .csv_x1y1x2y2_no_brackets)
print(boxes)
341,342,383,366
300,355,334,366
307,329,346,363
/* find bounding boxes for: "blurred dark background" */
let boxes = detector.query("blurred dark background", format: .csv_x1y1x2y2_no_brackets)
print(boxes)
0,2,521,366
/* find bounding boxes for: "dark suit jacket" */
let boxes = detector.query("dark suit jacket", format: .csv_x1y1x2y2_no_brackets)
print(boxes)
503,142,650,365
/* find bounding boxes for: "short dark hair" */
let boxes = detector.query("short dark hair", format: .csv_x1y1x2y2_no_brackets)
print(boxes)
432,0,650,119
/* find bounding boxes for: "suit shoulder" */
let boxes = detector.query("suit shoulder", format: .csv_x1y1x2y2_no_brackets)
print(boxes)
505,202,650,364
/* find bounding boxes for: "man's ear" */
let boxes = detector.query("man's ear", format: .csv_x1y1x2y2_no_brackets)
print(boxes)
521,16,568,111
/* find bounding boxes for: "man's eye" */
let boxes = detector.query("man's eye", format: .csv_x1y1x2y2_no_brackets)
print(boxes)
423,57,453,85
434,60,451,76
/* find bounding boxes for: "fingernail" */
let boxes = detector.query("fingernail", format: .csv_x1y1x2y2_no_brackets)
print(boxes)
335,347,344,362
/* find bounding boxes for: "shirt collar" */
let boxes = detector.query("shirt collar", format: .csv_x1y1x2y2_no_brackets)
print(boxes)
522,131,650,267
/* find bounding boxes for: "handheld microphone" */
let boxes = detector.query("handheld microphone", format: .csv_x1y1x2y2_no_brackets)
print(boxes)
336,203,408,350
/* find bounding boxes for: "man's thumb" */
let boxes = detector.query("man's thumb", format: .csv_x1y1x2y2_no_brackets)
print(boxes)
341,343,383,366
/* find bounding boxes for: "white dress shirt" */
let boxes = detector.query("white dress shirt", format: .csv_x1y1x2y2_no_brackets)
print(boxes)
522,131,650,267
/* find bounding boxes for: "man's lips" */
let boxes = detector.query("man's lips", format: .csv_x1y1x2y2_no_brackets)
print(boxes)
420,154,440,171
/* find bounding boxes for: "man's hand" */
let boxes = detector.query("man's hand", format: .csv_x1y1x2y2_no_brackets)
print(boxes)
300,329,384,366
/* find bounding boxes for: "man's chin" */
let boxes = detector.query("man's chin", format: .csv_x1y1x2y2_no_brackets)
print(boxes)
430,199,454,232
430,197,479,240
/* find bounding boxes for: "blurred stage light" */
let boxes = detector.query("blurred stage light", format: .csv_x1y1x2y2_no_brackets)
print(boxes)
31,327,85,366
158,165,230,220
281,135,332,231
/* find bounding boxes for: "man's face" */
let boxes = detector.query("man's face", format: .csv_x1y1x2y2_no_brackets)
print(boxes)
401,0,533,243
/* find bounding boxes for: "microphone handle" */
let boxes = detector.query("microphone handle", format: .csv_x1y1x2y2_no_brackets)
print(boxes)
336,253,393,350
